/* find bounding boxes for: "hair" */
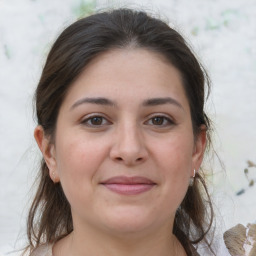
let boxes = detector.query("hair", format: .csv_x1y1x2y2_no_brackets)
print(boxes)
26,8,215,255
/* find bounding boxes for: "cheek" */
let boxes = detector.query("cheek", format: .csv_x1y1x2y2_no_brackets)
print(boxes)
54,132,108,196
151,132,193,200
154,132,194,173
56,130,106,168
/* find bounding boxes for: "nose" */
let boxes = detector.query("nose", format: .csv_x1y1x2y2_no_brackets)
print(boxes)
109,122,149,166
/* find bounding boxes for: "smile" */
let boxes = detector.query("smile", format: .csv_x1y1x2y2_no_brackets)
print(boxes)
100,176,156,195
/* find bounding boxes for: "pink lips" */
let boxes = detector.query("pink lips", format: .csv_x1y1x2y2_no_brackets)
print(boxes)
100,176,156,195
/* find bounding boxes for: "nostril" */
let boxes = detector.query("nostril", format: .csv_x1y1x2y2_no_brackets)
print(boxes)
116,157,123,161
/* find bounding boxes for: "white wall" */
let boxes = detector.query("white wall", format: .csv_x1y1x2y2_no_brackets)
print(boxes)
0,0,255,253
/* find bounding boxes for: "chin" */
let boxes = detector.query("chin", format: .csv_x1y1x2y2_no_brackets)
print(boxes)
99,207,162,235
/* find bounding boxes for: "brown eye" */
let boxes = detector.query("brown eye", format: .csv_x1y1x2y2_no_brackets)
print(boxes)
90,116,103,125
152,117,164,125
82,115,110,127
145,115,174,127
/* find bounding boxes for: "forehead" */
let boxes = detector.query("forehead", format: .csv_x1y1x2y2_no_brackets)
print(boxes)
62,48,189,110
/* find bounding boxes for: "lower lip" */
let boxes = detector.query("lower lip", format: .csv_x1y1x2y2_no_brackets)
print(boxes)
102,184,155,195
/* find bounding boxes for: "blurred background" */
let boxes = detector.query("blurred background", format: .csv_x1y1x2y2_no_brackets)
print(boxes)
0,0,255,254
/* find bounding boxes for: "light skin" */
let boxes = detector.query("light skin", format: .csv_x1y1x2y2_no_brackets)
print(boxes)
35,48,206,256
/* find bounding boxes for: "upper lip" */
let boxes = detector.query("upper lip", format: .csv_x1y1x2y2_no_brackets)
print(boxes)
101,176,156,185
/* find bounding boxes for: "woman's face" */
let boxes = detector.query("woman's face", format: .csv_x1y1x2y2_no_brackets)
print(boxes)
37,48,206,237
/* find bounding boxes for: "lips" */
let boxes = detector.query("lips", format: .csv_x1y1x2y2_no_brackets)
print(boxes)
100,176,156,195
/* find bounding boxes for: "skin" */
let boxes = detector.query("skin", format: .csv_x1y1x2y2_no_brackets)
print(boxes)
35,48,206,256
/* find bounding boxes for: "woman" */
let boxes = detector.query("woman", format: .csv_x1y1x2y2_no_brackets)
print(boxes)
26,8,215,256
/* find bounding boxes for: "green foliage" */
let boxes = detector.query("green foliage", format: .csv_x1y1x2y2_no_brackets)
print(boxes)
73,0,96,19
4,44,11,59
191,27,199,36
191,8,240,36
221,9,239,27
205,17,220,30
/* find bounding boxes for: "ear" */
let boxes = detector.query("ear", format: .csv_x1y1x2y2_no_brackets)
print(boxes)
34,125,60,183
192,125,207,175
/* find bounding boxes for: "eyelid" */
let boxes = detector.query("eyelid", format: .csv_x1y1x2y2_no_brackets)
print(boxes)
144,114,176,126
80,113,112,127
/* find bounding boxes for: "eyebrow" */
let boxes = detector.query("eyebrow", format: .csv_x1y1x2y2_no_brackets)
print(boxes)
70,97,116,110
70,97,183,110
142,97,183,109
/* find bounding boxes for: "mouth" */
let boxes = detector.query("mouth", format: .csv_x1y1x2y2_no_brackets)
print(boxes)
100,176,156,195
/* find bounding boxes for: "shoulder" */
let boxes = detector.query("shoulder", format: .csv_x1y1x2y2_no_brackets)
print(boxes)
30,244,53,256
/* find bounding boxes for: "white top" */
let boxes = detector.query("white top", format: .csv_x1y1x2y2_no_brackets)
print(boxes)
28,244,201,256
2,243,232,256
30,244,53,256
16,240,235,256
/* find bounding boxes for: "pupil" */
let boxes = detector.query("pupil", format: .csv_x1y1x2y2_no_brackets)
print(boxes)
92,117,102,125
153,117,163,125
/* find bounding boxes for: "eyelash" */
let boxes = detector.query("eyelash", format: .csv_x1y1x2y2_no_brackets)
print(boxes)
145,115,175,127
81,115,111,127
81,114,175,128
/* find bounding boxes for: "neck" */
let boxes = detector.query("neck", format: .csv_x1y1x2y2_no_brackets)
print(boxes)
53,222,187,256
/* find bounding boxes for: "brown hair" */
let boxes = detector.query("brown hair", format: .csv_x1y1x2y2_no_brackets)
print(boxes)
27,8,215,255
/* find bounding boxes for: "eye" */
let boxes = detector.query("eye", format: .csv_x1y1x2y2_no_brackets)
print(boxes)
81,115,110,127
146,115,174,127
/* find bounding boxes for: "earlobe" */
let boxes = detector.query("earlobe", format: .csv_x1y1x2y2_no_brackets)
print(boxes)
192,125,207,172
34,126,60,183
